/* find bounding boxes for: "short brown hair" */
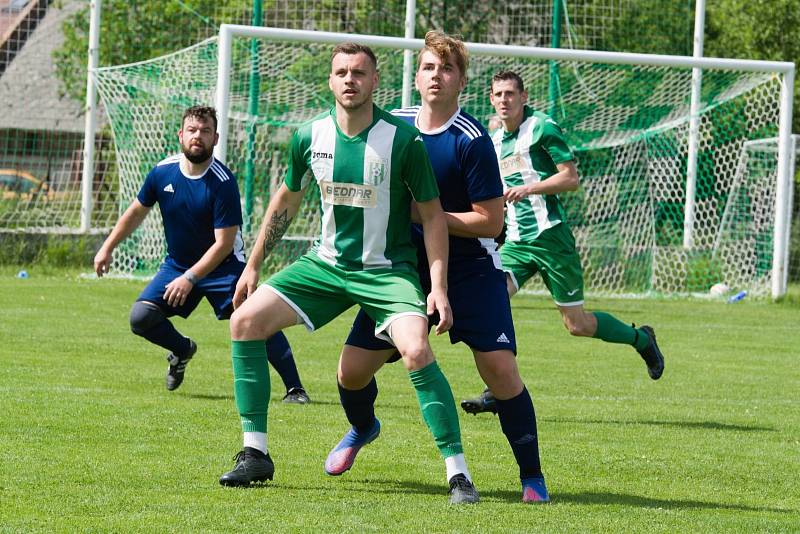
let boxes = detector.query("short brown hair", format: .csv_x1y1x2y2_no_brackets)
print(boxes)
331,42,378,70
417,30,468,76
491,71,525,93
182,106,218,131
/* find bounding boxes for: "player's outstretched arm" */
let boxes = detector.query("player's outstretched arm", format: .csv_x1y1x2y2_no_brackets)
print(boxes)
505,161,579,203
416,197,453,335
94,200,150,277
443,197,505,238
233,183,304,308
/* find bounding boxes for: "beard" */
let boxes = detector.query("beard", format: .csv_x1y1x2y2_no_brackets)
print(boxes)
337,100,366,110
182,143,213,164
335,96,368,110
334,86,372,111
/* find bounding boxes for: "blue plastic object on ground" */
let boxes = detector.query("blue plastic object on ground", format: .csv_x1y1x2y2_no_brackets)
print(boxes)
727,290,747,303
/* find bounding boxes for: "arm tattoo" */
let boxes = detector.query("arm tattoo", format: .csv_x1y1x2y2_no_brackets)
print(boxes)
263,208,291,257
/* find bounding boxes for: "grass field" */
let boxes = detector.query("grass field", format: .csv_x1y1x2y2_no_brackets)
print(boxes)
1,268,799,532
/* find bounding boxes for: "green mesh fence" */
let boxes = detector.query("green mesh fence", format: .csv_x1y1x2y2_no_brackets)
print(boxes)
94,36,788,296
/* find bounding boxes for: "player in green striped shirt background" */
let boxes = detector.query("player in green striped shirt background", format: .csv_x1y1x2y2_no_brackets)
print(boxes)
462,71,665,415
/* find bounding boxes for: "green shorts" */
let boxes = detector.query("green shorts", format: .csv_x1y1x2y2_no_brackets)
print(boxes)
500,223,585,306
265,253,427,341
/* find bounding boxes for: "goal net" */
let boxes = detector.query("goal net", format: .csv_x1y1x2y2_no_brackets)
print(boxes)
94,28,794,297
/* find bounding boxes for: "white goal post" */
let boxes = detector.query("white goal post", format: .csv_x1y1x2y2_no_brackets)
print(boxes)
213,25,795,299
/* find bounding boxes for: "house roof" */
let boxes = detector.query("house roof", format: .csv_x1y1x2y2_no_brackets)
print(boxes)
0,0,88,133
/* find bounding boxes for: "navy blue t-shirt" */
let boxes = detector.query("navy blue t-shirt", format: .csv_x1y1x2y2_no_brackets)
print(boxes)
391,106,503,263
137,154,245,269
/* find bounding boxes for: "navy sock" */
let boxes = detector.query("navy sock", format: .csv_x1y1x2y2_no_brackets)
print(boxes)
496,387,543,479
265,332,302,390
136,317,191,357
338,377,378,433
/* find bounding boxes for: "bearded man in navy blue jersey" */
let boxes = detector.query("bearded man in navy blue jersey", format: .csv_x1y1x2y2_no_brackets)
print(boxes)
94,106,308,402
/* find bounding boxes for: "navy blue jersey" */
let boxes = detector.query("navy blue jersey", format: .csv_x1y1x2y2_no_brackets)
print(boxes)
137,154,245,268
391,106,503,264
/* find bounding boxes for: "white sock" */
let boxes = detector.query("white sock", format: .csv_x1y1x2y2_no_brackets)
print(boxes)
445,453,471,483
243,431,268,454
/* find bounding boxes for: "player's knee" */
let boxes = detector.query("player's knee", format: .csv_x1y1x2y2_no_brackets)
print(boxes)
564,320,579,336
479,351,521,384
230,306,267,339
129,301,165,336
338,371,373,390
230,307,252,338
563,317,591,337
496,358,520,381
398,341,433,371
337,350,381,389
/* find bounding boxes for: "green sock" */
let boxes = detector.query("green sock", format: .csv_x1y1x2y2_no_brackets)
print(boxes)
231,339,270,433
408,361,463,458
593,312,650,351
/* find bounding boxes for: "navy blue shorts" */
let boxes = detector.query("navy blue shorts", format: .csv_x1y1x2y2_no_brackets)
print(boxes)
345,255,517,357
137,256,244,320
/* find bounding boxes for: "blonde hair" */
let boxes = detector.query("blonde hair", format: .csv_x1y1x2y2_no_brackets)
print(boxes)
417,30,468,76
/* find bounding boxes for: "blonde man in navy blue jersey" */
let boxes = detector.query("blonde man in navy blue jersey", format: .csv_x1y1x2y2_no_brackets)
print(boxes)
326,32,551,504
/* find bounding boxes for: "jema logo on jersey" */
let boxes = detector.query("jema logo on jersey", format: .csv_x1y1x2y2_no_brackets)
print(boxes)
311,151,334,182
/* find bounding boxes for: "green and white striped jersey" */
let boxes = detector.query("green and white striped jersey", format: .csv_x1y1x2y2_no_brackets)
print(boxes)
286,105,439,271
491,106,574,242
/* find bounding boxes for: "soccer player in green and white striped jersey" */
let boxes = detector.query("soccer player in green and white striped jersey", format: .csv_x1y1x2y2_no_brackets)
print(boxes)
218,43,478,503
462,71,665,415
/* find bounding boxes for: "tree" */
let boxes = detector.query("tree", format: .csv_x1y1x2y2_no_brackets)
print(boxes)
53,0,249,102
54,0,800,131
590,0,693,55
705,0,800,132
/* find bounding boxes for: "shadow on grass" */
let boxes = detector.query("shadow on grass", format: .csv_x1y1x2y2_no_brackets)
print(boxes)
183,393,342,407
548,491,793,513
353,479,794,513
232,478,793,514
315,477,449,498
545,417,775,432
184,393,233,401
